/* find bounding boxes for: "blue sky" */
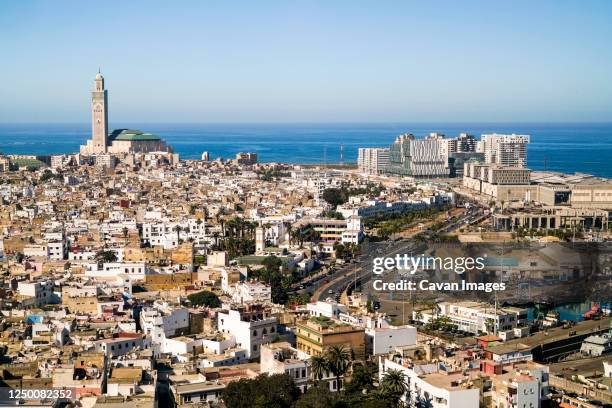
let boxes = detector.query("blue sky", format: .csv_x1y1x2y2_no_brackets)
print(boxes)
1,1,611,123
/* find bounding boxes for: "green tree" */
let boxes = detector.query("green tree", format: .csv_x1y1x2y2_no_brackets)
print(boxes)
187,290,221,308
322,188,348,208
173,225,182,243
221,373,300,408
309,355,329,382
380,369,409,405
344,362,377,395
263,255,283,273
293,382,346,408
95,249,118,264
325,345,351,391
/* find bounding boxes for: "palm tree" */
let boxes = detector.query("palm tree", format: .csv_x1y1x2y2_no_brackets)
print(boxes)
212,231,220,247
415,395,433,408
325,345,351,392
381,369,409,404
484,317,495,334
173,225,182,244
95,249,117,265
285,222,293,246
309,355,328,382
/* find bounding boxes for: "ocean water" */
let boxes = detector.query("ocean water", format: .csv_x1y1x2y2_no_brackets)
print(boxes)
0,123,611,178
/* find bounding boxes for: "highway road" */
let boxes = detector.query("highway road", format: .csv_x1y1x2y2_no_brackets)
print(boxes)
315,240,424,302
291,201,489,303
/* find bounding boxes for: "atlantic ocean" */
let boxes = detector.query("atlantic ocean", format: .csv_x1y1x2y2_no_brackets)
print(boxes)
1,123,611,178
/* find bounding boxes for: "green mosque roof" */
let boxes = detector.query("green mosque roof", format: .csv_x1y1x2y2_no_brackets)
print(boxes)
109,129,161,141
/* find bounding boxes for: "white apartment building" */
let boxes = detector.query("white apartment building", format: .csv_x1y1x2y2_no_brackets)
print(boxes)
481,133,530,167
380,357,480,408
490,362,550,408
261,342,312,393
409,138,450,177
307,301,348,319
22,239,65,260
230,281,272,304
414,301,527,335
140,302,190,343
337,200,429,219
366,325,417,356
141,219,207,249
68,248,97,261
358,147,390,175
217,305,278,359
17,280,55,307
84,262,148,282
293,216,364,253
94,333,148,357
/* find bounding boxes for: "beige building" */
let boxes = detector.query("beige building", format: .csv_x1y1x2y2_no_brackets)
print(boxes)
296,317,365,360
0,156,9,172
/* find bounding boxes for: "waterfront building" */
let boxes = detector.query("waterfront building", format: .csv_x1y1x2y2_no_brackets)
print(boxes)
80,72,172,156
357,147,390,175
107,129,172,154
456,132,477,152
413,301,528,335
481,133,530,167
580,331,612,356
383,133,450,178
235,152,257,165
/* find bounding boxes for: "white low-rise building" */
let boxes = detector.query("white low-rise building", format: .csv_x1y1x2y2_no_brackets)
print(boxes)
380,357,480,408
140,302,190,344
414,301,527,334
217,304,278,359
307,301,347,319
366,325,417,356
230,281,272,304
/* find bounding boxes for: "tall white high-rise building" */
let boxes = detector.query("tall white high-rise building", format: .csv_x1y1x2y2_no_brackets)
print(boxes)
357,147,390,175
481,133,530,167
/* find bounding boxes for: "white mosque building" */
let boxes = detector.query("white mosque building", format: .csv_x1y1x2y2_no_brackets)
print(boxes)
80,72,172,155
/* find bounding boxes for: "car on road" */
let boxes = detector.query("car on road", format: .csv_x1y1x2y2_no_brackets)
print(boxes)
328,289,334,294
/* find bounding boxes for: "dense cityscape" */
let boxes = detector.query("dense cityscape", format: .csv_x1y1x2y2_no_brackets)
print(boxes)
0,72,610,408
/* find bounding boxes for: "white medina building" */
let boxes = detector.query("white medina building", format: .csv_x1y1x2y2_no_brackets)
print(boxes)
260,342,313,393
141,219,207,249
379,356,480,408
366,325,417,356
94,333,149,357
307,301,347,319
230,281,272,304
84,262,148,284
217,304,278,359
140,301,190,344
17,280,55,307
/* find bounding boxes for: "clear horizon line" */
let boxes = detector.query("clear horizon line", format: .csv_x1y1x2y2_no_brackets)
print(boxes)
1,120,612,125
